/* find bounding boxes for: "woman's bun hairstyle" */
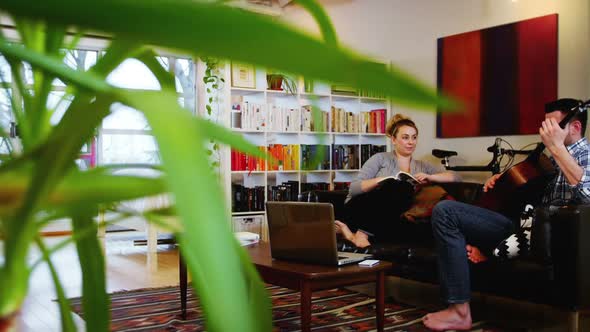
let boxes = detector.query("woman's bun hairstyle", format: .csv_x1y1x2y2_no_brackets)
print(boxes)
386,114,417,138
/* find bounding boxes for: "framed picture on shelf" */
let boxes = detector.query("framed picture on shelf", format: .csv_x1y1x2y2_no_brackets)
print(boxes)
231,62,256,88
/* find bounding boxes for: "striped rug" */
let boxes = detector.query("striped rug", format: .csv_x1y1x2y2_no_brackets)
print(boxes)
69,285,518,331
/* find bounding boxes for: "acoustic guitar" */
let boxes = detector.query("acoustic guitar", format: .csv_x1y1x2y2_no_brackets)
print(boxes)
476,100,590,219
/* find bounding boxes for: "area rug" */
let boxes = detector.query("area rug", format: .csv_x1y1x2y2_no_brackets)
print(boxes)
69,285,520,331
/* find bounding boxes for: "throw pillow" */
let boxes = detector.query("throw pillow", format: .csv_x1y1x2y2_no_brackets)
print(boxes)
401,185,455,223
493,204,534,259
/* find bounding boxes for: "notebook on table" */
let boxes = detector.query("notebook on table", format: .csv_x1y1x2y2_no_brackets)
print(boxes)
265,201,372,266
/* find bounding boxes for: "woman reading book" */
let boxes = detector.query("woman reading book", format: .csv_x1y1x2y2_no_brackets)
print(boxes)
336,114,459,248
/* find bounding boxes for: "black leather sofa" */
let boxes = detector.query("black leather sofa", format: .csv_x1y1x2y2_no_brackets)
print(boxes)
299,183,590,329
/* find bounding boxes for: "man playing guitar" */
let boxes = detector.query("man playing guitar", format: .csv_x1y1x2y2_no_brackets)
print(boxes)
423,98,590,331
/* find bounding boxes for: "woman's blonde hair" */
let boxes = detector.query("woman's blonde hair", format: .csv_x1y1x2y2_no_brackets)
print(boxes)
385,114,418,138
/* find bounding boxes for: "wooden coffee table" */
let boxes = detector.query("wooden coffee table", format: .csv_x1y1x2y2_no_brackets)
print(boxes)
179,242,392,332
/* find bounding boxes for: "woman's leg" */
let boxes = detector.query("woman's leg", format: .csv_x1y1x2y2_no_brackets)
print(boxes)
344,180,414,240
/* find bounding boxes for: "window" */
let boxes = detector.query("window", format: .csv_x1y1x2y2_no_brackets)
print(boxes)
99,56,196,166
0,46,198,169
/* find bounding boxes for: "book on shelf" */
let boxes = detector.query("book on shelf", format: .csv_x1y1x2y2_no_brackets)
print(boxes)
268,104,300,132
331,84,357,96
231,147,267,171
301,105,329,132
378,171,420,188
231,96,266,131
330,106,359,133
360,144,386,166
360,109,386,134
301,144,330,170
232,184,265,212
332,144,360,170
268,180,299,202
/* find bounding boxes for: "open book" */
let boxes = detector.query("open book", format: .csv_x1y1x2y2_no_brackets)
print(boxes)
378,171,420,187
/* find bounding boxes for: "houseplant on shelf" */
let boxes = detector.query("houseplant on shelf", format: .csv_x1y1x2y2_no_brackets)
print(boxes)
0,0,455,331
266,71,298,94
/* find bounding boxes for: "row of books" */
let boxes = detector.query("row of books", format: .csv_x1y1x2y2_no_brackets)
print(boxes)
359,89,386,99
301,144,330,170
331,106,359,133
232,184,265,212
231,100,266,131
301,105,329,132
231,147,267,171
267,105,300,132
232,144,386,171
361,144,387,165
360,109,387,134
267,144,300,171
332,144,360,170
231,97,387,134
233,182,334,212
268,181,299,202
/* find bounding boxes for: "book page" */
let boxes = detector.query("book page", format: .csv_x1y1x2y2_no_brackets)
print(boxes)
396,171,420,187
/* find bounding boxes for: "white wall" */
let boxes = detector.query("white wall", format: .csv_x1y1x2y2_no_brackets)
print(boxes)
281,0,590,182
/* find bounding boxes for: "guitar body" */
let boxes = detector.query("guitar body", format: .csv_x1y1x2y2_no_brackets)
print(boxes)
475,153,555,219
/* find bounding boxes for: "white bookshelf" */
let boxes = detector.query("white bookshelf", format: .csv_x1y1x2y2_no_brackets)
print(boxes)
218,64,391,237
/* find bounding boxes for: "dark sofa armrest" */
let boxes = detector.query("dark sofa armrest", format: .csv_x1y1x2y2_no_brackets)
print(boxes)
533,204,590,309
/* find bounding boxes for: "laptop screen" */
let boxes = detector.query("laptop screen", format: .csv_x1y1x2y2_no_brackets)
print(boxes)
265,201,339,265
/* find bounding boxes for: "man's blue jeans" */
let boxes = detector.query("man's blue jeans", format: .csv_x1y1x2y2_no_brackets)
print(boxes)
431,200,514,303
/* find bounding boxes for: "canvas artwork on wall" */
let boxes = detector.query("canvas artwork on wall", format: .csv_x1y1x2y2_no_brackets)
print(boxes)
436,14,557,138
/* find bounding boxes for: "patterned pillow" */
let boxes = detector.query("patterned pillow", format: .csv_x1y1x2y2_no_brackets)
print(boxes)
493,204,534,259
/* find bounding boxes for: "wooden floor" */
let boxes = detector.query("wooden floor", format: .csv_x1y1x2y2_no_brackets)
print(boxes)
17,233,181,332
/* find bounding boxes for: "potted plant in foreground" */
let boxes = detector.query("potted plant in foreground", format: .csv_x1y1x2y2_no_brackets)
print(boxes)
0,1,454,331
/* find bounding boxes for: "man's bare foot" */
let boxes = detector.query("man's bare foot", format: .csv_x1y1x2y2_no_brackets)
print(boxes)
423,303,472,331
466,244,488,264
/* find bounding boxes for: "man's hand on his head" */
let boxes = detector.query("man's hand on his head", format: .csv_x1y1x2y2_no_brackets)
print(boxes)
540,117,568,152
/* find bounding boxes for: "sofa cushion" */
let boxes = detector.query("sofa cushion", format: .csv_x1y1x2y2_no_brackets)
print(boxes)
402,184,455,223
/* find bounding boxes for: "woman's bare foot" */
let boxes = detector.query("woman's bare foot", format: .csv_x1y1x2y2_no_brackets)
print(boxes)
334,220,371,248
352,230,371,248
423,303,472,331
334,220,353,238
466,244,488,263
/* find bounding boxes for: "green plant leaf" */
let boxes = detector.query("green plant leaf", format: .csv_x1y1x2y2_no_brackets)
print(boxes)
0,39,111,94
295,0,337,47
134,48,175,91
0,0,456,109
0,170,168,217
35,238,77,332
120,89,270,332
72,212,109,332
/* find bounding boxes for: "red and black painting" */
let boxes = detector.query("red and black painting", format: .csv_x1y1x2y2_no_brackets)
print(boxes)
437,14,557,138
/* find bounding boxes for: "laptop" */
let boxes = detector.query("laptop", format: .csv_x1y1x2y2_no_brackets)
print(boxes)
265,201,372,266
